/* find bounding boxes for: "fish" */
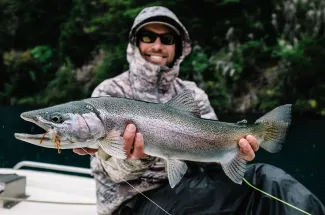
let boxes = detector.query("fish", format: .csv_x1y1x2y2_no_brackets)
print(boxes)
14,90,292,188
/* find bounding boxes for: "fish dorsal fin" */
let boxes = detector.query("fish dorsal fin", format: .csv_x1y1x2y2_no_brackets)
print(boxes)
166,90,201,117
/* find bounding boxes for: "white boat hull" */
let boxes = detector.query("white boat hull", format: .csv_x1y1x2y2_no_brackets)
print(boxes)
0,166,97,215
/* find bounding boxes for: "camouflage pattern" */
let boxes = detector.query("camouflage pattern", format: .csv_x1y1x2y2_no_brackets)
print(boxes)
90,6,217,214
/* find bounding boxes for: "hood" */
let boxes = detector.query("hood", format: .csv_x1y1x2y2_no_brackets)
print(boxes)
126,6,192,101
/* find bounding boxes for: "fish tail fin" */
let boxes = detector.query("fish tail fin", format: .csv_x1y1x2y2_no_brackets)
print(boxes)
254,104,292,153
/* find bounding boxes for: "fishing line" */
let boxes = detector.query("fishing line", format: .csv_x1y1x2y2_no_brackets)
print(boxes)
121,178,171,215
79,147,171,215
242,177,312,215
78,146,310,215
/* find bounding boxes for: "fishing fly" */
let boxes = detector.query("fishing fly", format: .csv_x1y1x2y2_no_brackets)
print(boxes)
40,128,61,154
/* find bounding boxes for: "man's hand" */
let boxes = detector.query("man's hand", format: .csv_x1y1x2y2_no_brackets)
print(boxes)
72,123,145,159
123,124,144,159
238,135,259,161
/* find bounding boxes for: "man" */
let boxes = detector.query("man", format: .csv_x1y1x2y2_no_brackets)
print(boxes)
74,6,325,215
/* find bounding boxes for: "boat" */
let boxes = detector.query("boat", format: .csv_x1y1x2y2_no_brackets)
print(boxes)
0,161,97,215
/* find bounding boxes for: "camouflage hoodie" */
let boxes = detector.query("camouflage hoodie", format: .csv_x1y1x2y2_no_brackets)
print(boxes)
90,6,217,215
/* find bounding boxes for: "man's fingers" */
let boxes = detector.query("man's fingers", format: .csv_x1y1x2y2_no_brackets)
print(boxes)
123,124,137,157
73,148,98,155
246,135,259,151
131,133,144,159
73,148,87,155
239,138,255,161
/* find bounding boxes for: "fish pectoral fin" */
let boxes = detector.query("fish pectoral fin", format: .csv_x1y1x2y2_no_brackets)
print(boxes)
98,129,126,159
166,159,188,188
166,90,201,117
87,142,99,149
221,152,247,184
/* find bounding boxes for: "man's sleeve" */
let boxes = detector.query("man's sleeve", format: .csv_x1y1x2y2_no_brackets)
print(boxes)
91,79,113,97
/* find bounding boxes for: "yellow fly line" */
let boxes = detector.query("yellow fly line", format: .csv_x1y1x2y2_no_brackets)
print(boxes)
242,177,312,215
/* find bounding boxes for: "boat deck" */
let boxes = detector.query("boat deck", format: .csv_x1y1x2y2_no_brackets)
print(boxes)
0,167,97,215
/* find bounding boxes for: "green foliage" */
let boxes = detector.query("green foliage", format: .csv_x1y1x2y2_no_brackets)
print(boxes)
40,60,90,105
94,42,128,83
15,59,89,105
1,0,325,116
0,49,53,104
31,45,53,63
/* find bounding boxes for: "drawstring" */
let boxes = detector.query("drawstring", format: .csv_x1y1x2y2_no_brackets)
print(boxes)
156,66,170,103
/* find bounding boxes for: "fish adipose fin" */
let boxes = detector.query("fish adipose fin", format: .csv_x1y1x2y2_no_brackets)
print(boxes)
166,90,201,117
98,129,126,159
166,159,188,188
221,151,247,184
255,104,292,153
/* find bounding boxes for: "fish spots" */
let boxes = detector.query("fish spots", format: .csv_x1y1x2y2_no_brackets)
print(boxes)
86,104,94,111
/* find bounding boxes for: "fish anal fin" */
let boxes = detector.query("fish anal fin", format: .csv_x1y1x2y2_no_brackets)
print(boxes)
221,151,247,184
98,129,126,159
166,159,188,188
166,90,201,117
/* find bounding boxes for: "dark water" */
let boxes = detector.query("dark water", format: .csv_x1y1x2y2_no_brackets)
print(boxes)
0,106,324,204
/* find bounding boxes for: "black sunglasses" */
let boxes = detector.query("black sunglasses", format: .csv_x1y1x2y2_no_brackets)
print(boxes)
137,30,176,45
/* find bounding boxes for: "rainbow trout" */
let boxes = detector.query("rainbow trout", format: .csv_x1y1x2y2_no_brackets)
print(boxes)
14,90,291,188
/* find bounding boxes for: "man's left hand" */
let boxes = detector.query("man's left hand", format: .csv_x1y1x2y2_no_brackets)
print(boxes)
238,135,259,161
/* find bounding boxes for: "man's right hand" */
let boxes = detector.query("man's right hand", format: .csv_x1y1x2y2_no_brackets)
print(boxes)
123,124,145,159
73,124,145,159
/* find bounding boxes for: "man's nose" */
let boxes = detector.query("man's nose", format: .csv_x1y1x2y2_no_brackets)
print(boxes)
151,38,163,51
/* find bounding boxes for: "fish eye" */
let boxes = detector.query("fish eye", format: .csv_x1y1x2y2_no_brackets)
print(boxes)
50,114,63,123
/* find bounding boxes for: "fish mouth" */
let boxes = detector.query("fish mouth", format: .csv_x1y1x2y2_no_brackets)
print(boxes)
15,114,82,150
14,133,75,149
15,112,98,152
14,132,96,150
15,114,67,150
